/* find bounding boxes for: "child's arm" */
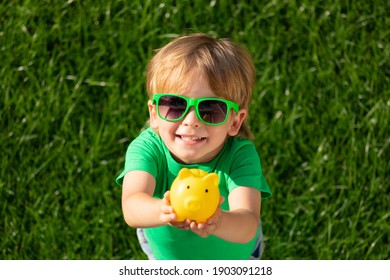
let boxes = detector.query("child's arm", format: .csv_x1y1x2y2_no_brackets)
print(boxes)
121,170,177,228
189,186,261,244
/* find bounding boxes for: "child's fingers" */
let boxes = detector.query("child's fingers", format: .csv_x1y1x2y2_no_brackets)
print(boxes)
160,212,176,223
160,201,176,224
170,219,191,230
163,191,171,203
160,204,174,214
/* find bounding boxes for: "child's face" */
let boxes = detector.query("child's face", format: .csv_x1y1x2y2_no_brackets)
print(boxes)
148,77,247,164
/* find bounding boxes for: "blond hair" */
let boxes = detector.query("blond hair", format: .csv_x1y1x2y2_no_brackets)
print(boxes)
146,33,256,139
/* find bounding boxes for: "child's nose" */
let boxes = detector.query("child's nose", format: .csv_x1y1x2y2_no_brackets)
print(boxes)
182,107,201,127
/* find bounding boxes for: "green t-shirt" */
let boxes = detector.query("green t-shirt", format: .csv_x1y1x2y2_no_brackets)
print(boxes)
116,128,272,260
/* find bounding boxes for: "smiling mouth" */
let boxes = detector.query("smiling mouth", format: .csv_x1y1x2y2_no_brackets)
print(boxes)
177,135,206,142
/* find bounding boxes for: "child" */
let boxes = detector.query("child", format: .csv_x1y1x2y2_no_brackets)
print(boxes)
116,33,272,260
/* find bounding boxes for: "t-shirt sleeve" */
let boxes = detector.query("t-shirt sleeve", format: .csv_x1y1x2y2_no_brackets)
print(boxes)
227,141,272,199
115,130,159,186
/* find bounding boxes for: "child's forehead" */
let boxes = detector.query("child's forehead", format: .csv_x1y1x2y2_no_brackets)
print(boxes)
157,67,203,91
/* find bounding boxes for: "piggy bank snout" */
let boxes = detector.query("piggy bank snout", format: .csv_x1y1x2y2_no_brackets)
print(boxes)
184,196,201,211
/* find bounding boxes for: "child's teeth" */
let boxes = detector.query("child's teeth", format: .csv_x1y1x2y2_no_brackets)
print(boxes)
181,136,201,140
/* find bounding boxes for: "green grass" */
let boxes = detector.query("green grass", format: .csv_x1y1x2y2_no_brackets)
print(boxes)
1,0,389,260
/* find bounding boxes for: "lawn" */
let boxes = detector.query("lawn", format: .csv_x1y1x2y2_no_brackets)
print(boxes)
1,0,389,259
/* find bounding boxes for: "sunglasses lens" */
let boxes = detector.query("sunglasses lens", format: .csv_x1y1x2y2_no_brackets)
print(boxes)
158,95,187,120
198,100,227,124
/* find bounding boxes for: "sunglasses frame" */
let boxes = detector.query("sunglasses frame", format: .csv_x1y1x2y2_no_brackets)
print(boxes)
152,94,240,126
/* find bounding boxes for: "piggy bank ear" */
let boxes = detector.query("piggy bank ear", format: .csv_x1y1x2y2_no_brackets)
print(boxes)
202,173,219,186
177,168,192,180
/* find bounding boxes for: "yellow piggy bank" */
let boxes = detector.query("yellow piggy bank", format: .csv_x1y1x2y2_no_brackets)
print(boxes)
170,168,220,223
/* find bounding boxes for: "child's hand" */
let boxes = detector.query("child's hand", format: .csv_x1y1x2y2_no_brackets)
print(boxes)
189,196,224,238
160,191,191,230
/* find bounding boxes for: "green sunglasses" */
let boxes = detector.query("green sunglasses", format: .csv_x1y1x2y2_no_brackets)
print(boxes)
152,94,240,126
